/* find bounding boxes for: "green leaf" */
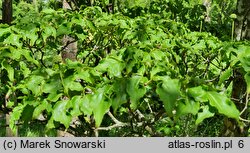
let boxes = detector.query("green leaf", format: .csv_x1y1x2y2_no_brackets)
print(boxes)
52,100,72,128
126,76,147,110
17,84,29,95
33,100,50,119
123,30,135,40
57,23,71,36
195,106,215,125
70,96,82,116
4,33,22,48
45,68,56,76
91,87,111,127
119,20,130,29
76,33,87,41
46,118,55,130
10,104,26,132
10,47,22,60
21,49,40,66
95,57,124,77
43,79,63,93
25,28,39,46
41,8,55,14
0,27,10,37
72,18,86,27
176,99,200,117
244,73,250,94
111,79,127,113
47,93,63,102
65,60,82,69
150,66,164,79
207,91,240,120
150,49,166,60
26,75,44,96
19,61,31,78
85,20,96,31
156,77,180,116
75,69,93,83
187,86,207,102
21,105,35,123
42,26,56,41
238,46,250,72
64,76,84,91
192,40,206,52
137,64,146,75
219,69,232,85
80,94,93,116
1,60,14,82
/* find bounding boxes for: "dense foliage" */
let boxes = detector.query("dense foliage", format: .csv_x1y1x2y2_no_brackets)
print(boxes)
0,0,249,136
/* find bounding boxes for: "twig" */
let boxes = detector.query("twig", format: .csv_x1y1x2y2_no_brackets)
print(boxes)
96,121,145,131
240,93,249,115
144,99,153,113
97,123,128,131
136,110,145,120
204,76,219,83
94,128,99,137
94,111,128,131
57,39,77,54
83,45,98,63
96,111,146,131
239,117,250,123
107,111,123,124
231,97,240,102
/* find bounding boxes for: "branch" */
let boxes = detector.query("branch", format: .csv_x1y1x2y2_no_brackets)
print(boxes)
96,122,129,131
58,39,77,54
94,129,99,137
239,117,250,123
136,110,145,120
204,76,219,83
240,93,249,115
65,0,79,10
107,111,124,124
83,45,98,63
94,111,128,131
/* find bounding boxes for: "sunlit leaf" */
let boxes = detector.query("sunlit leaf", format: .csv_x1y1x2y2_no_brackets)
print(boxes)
95,57,125,77
207,91,240,120
80,94,93,116
176,99,200,117
156,76,180,116
64,76,84,91
219,69,232,85
52,100,72,128
4,33,22,48
196,106,215,125
91,87,111,127
26,75,44,96
111,79,127,113
1,60,14,82
126,76,147,110
244,73,250,94
10,104,26,132
187,86,207,102
70,96,82,116
33,100,51,119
